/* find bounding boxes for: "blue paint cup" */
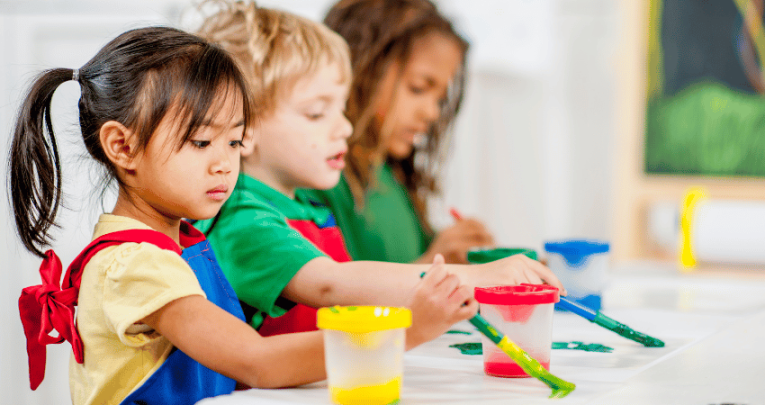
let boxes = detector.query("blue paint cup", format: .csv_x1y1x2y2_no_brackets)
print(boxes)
543,240,609,311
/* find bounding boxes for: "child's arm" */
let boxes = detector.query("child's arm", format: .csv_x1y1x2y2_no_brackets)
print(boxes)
142,295,326,389
403,254,478,348
140,255,476,387
284,252,565,309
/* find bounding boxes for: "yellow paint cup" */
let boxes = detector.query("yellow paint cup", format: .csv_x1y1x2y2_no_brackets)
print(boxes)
317,306,411,405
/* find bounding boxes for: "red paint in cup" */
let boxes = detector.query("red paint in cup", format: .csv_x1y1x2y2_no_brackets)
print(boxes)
485,351,551,378
474,284,559,378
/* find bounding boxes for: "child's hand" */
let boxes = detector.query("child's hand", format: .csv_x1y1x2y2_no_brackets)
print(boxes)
405,254,478,350
466,254,567,295
420,218,495,264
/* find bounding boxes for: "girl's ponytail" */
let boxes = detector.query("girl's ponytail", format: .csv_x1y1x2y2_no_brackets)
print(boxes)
8,27,254,258
9,68,75,258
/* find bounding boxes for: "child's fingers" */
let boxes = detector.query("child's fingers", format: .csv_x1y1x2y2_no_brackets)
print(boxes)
456,297,479,320
523,256,566,294
520,265,544,285
454,220,494,245
448,284,474,306
434,272,462,297
457,218,489,231
420,254,466,296
432,253,445,266
421,254,448,284
464,234,494,248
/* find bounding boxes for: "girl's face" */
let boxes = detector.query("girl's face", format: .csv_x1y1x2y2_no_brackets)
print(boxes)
244,62,352,197
375,32,464,159
129,92,246,222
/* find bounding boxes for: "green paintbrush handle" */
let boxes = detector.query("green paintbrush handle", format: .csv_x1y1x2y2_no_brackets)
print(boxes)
469,313,576,398
593,313,665,347
468,314,503,344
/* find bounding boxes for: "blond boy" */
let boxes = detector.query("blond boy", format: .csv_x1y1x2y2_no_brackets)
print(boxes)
195,1,563,336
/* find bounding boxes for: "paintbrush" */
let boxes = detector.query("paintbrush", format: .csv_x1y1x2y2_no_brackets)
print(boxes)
420,271,576,398
468,313,576,398
448,207,663,348
556,297,664,347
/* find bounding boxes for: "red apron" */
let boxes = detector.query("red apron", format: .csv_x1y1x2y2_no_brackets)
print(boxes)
257,218,351,336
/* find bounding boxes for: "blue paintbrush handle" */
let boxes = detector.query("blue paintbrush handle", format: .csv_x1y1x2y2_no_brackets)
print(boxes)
557,296,598,321
558,296,664,347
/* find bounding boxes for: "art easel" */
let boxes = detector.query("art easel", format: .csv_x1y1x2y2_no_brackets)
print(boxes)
611,0,765,264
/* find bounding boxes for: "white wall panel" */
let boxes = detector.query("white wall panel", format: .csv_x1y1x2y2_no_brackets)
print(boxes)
434,0,619,251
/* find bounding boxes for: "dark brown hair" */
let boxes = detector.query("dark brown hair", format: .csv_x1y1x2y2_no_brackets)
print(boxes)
8,26,253,257
324,0,468,228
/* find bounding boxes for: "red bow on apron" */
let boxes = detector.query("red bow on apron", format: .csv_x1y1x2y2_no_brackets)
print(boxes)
19,250,85,390
18,232,150,390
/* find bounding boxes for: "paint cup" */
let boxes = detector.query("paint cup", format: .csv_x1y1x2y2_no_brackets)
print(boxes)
467,247,537,263
474,284,560,378
544,239,609,311
317,306,411,405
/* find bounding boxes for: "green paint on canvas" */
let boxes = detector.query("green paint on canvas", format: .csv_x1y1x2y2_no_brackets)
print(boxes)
449,342,483,355
449,341,614,355
552,341,614,353
446,329,472,335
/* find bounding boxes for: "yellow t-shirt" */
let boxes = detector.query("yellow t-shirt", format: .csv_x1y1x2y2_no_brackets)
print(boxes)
69,214,206,405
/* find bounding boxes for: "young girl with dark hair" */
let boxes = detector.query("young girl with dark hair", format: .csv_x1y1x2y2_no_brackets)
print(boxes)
11,25,473,405
320,0,496,264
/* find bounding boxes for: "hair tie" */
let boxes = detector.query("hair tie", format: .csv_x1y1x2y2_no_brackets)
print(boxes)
72,69,79,82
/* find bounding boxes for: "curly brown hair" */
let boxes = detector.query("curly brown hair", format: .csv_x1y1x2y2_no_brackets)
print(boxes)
324,0,468,228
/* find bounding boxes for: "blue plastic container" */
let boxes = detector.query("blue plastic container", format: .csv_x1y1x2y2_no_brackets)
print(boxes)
544,240,609,311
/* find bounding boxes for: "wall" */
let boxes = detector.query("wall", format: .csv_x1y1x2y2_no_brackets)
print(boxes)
0,0,622,403
435,0,620,252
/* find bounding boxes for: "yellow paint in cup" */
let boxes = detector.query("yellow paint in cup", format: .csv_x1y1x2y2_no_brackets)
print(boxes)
329,376,401,405
317,306,411,405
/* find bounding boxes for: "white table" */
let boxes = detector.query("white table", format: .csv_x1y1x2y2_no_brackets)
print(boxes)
198,262,765,404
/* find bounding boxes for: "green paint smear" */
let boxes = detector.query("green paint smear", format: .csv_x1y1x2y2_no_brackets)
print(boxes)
446,329,472,335
450,341,614,355
551,341,613,353
449,342,483,355
593,313,665,347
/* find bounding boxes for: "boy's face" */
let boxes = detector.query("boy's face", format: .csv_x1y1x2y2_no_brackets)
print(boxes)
244,62,352,197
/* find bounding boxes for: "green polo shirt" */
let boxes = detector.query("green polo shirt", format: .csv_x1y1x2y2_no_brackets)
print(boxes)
195,173,329,329
310,164,432,263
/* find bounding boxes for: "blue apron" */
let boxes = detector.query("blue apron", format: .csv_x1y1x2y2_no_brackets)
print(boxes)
120,233,245,404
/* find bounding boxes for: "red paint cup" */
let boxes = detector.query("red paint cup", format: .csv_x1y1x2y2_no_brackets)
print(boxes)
474,284,559,378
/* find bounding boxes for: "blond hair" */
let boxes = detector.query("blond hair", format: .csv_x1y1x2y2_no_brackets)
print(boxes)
197,0,352,116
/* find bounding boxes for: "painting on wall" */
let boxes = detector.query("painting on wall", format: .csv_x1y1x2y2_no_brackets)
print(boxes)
644,0,765,177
